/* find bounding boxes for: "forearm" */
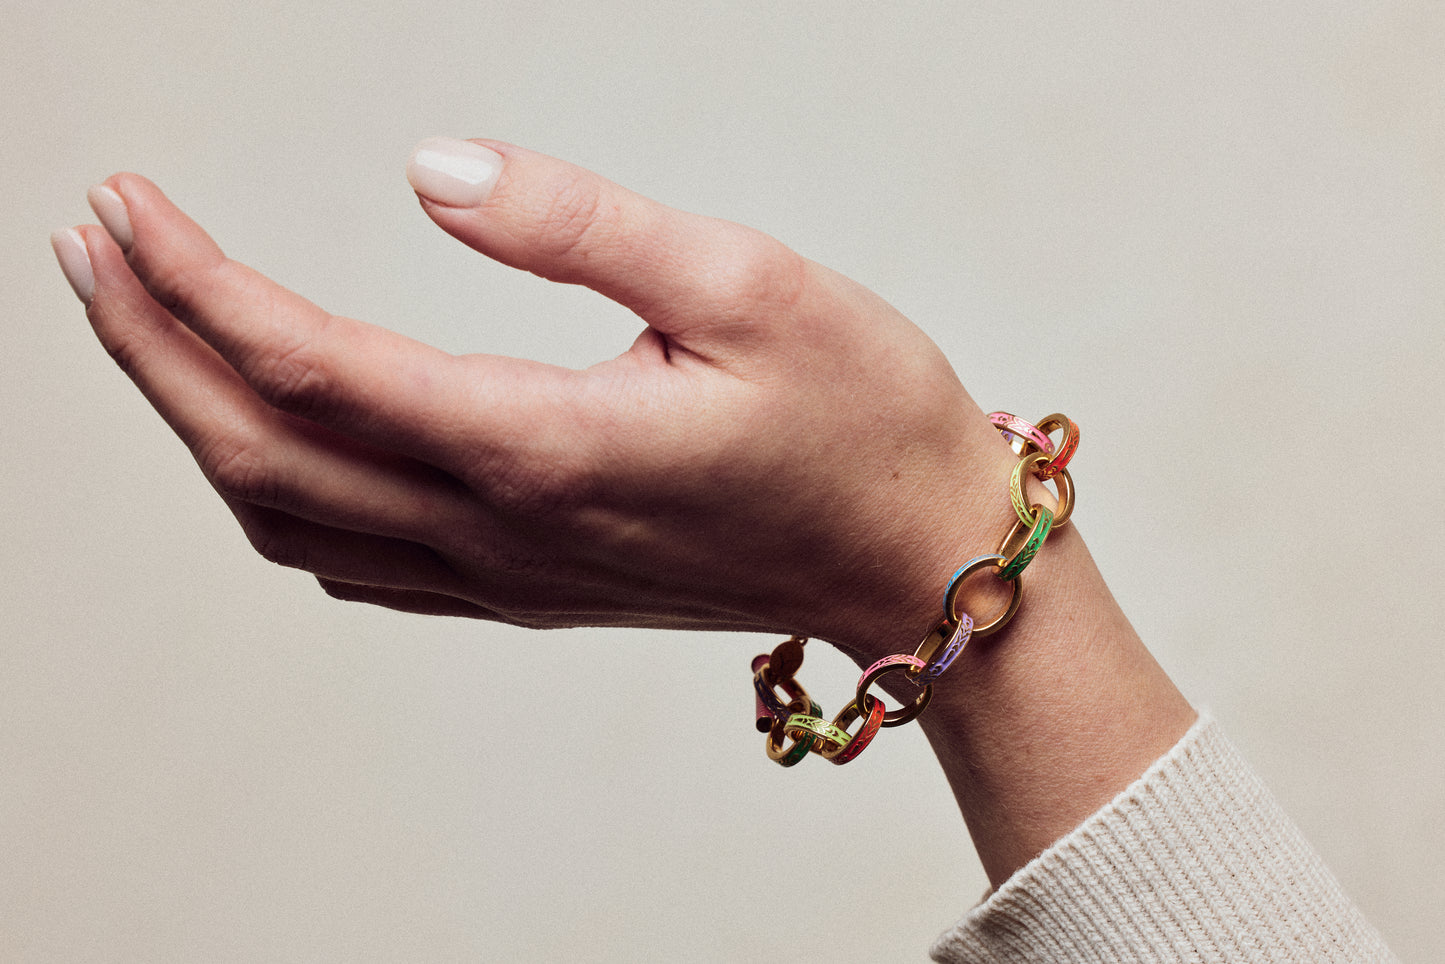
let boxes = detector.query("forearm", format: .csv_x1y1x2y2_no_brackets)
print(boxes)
921,523,1194,887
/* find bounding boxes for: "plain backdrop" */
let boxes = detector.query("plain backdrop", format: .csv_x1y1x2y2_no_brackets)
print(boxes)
3,1,1441,961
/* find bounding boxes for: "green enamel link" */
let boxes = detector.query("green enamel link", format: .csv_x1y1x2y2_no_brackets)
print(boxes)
765,699,823,767
999,505,1053,581
1009,452,1050,527
782,712,850,752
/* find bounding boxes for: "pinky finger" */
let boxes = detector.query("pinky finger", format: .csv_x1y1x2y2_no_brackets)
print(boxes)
314,579,499,620
228,502,463,594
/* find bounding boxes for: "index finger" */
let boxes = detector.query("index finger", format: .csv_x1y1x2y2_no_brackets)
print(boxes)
88,174,541,473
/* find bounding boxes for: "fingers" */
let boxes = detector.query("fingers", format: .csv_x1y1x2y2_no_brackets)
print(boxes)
76,224,474,545
406,138,810,338
87,175,532,470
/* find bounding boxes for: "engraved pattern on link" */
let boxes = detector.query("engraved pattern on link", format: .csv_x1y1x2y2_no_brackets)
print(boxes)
784,714,849,749
861,653,926,679
1039,418,1078,478
753,671,789,720
988,411,1054,455
1001,508,1052,581
918,614,973,683
1001,534,1042,580
830,700,884,764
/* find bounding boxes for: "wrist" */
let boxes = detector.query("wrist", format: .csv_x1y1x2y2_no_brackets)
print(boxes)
803,409,1194,888
806,410,1036,667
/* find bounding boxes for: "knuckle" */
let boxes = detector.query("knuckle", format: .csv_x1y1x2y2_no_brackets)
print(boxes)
484,601,569,631
246,325,338,422
489,608,542,629
533,170,611,263
142,250,345,424
246,526,310,570
318,578,365,602
98,329,152,383
91,290,179,383
479,457,585,522
509,614,570,631
144,249,228,328
705,230,808,319
200,434,281,507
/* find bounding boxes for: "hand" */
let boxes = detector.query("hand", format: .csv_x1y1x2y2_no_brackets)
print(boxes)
57,136,1196,886
57,138,1020,665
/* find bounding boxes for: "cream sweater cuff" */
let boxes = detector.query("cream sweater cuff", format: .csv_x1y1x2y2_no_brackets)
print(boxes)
929,717,1397,963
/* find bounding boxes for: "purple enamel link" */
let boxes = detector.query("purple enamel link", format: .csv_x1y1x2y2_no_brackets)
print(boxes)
917,612,973,684
753,669,793,722
988,411,1054,456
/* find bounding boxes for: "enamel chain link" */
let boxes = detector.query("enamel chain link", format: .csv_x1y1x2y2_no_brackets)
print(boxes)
750,412,1079,766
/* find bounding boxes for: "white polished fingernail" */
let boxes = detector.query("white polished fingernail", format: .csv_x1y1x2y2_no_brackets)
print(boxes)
51,228,95,305
407,137,504,207
87,184,134,250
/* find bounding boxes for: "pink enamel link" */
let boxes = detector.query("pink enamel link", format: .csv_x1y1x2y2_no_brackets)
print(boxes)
856,654,932,728
988,411,1054,457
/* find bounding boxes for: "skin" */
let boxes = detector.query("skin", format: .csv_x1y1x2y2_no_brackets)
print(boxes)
60,139,1196,890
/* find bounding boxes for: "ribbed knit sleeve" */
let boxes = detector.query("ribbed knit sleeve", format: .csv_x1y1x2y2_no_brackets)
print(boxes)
929,718,1398,963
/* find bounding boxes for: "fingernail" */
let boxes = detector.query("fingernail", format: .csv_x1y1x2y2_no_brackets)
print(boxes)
87,184,134,250
51,228,95,305
407,137,504,207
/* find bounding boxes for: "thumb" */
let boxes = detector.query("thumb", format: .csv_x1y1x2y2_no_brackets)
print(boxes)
405,137,805,335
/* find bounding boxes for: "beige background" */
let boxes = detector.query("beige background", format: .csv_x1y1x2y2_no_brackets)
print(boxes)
3,1,1441,960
